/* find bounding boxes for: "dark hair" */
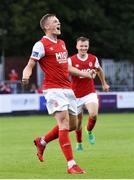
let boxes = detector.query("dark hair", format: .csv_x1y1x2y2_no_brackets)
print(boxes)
76,36,89,42
40,13,56,31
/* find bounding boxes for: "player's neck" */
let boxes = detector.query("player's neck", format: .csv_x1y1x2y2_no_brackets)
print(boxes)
45,33,57,42
78,53,88,59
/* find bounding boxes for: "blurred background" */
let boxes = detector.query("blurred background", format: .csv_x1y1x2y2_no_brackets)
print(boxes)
0,0,134,114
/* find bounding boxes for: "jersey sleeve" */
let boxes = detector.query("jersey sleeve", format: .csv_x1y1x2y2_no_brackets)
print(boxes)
94,57,100,68
67,57,72,66
30,41,45,60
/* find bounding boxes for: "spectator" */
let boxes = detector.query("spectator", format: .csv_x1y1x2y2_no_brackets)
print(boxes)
8,69,19,93
0,81,11,94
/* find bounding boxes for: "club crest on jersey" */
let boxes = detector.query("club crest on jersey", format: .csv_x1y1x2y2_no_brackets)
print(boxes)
89,62,93,67
62,45,66,50
55,52,67,64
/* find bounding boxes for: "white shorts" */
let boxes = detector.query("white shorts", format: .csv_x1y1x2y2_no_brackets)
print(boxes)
76,93,98,114
43,88,77,115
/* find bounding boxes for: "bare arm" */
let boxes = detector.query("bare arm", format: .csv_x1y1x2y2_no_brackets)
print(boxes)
97,66,110,92
68,65,95,79
22,58,36,85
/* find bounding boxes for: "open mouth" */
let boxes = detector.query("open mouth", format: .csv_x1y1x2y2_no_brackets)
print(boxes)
56,27,60,31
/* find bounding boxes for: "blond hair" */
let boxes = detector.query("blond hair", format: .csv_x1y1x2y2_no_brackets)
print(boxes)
40,13,56,31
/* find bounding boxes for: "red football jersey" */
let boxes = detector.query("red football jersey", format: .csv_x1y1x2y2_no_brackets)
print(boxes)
31,36,71,89
69,54,100,98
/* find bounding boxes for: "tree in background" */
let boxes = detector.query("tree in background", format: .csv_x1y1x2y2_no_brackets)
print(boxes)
0,0,134,61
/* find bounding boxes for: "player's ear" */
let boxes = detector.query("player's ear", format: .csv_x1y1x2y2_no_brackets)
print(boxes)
44,24,49,30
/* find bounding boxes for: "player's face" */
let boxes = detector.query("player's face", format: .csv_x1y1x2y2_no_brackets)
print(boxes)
76,40,89,56
45,16,61,35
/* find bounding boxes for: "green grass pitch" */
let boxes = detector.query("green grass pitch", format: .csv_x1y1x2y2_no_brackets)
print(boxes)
0,113,134,179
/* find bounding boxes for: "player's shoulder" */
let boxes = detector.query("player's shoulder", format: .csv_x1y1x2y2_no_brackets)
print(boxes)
40,36,49,44
39,36,57,48
88,53,98,61
88,53,97,59
33,40,44,49
88,53,99,65
57,38,65,44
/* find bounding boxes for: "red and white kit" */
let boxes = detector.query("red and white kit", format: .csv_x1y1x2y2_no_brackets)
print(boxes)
31,36,77,114
68,53,100,114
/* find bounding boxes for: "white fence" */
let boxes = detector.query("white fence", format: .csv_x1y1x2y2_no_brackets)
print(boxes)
101,59,134,91
0,92,134,114
0,94,45,113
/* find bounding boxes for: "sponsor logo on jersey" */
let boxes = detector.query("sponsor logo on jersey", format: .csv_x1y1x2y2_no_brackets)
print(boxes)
32,51,39,57
55,52,68,64
79,68,91,78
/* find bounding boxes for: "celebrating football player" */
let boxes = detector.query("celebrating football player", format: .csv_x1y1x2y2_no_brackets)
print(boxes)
68,36,110,151
22,15,95,174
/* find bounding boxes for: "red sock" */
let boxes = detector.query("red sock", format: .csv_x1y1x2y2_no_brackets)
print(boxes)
75,129,82,143
59,129,73,161
44,125,59,143
87,117,96,131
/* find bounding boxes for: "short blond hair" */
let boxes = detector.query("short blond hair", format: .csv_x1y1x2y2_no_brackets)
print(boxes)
40,13,56,31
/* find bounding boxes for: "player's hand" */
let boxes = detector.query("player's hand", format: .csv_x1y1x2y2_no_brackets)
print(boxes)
102,83,110,92
88,69,97,79
21,79,29,89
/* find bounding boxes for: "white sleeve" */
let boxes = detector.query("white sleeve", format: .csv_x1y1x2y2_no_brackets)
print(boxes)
30,41,45,60
95,57,100,68
67,57,72,66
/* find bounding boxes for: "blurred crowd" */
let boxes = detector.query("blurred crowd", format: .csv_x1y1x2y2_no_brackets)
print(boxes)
0,81,11,94
0,68,42,94
0,81,42,94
